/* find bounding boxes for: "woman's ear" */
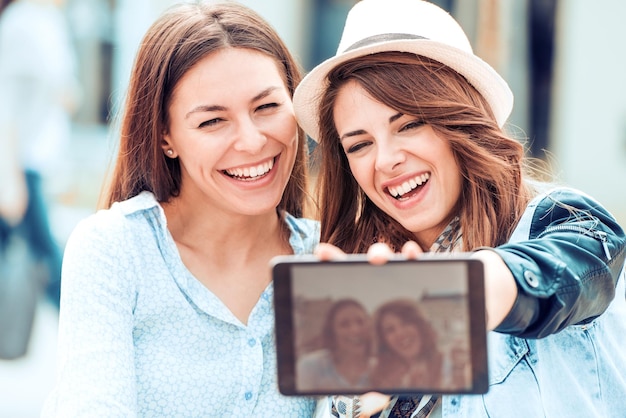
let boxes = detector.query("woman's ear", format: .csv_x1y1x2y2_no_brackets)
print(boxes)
161,134,177,158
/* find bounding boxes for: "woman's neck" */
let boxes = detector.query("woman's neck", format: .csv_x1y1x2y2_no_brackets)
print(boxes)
162,198,287,260
162,199,291,324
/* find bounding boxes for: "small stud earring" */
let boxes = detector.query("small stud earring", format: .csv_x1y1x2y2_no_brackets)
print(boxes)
166,149,174,156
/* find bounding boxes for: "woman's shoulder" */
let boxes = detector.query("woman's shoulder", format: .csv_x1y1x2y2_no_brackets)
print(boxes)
512,182,625,252
522,182,620,228
283,212,321,254
68,191,163,246
283,212,320,233
526,181,606,210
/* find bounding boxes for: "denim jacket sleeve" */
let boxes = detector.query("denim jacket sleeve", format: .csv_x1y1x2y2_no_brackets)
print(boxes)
491,188,626,339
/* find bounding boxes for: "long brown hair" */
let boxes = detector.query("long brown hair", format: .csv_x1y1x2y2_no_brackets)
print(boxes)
370,299,441,386
315,52,534,252
102,2,310,217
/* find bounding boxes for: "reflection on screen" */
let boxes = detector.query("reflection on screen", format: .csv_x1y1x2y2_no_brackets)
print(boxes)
290,263,472,393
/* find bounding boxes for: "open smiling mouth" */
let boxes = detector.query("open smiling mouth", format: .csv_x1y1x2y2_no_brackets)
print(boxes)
223,157,275,181
398,335,417,350
387,173,430,200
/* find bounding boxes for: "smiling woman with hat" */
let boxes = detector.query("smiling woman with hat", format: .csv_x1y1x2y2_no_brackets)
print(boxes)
297,1,626,417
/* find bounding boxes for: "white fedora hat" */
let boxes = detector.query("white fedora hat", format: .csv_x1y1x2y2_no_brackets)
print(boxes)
294,0,514,142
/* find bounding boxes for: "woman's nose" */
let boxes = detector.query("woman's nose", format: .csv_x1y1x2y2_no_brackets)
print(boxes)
374,140,405,172
232,117,267,154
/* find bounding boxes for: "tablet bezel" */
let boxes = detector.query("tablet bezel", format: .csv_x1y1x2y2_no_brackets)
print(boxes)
272,254,488,396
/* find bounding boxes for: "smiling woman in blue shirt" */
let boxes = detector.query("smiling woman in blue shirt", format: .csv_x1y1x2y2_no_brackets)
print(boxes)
41,2,319,416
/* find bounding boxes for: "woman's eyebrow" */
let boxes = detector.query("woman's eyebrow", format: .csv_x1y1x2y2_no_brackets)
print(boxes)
185,104,226,119
389,112,403,123
184,87,281,120
252,86,280,102
339,112,404,142
340,129,367,142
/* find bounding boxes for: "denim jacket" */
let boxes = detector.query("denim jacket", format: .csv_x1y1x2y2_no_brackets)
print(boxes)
442,187,626,417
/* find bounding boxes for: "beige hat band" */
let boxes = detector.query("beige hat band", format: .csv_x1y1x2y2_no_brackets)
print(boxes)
345,33,427,52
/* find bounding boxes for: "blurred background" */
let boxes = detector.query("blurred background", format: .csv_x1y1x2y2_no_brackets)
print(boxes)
1,0,625,416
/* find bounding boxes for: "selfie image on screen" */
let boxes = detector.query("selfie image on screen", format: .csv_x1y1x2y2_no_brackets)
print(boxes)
290,263,473,394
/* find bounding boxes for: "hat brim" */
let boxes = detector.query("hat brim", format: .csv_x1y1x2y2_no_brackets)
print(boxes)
294,38,514,142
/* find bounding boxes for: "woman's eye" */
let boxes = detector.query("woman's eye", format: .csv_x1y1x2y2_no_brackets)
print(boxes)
399,120,424,132
198,118,222,128
257,102,279,111
345,141,371,154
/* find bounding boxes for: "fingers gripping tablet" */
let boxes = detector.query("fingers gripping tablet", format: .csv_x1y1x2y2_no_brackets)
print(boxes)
271,254,488,396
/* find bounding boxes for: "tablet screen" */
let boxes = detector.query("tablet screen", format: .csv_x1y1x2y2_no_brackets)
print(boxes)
272,255,488,396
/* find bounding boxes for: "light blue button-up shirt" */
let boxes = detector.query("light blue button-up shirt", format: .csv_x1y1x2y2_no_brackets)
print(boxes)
42,191,319,417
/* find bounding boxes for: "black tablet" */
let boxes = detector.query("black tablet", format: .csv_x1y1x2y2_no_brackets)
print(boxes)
271,254,488,396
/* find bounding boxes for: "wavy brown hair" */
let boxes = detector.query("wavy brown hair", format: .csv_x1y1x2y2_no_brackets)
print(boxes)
102,2,310,217
315,52,536,252
370,299,442,387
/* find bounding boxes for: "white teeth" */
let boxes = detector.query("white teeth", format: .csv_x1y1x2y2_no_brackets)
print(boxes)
388,173,430,198
225,159,273,179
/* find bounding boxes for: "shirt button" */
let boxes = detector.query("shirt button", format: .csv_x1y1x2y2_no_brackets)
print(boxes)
524,270,539,288
245,391,253,400
248,338,256,347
